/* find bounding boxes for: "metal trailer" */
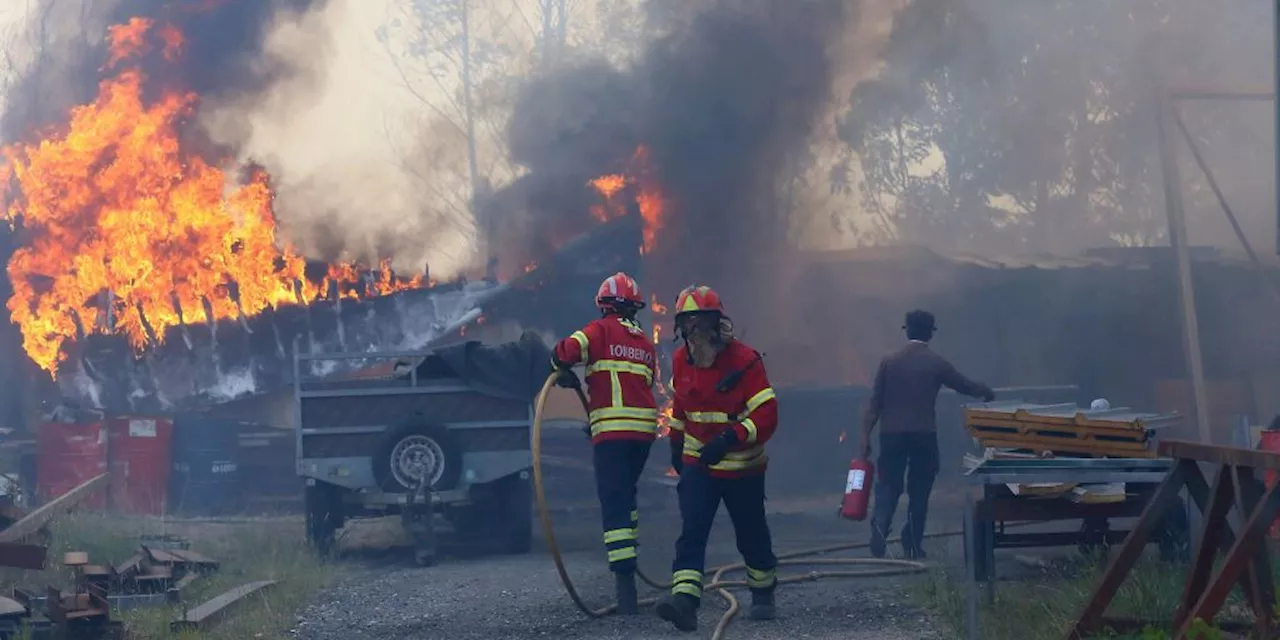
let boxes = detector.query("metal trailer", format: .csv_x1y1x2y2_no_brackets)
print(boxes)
293,346,534,566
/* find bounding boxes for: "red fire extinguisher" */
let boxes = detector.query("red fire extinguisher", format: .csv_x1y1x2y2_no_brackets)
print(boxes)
840,458,874,521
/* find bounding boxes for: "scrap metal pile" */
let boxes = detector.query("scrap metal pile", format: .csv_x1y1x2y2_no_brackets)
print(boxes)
964,401,1181,459
0,474,270,639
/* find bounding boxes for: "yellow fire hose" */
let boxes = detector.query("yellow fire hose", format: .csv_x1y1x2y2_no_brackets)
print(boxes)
532,373,949,639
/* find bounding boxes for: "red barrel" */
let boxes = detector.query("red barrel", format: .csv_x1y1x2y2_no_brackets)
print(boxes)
107,416,173,515
37,422,107,510
840,458,875,521
1260,430,1280,538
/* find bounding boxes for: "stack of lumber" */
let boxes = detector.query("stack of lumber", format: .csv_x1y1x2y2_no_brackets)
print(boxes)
964,401,1181,459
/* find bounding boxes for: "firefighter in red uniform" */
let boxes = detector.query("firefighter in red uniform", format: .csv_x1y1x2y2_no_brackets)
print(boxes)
552,272,657,615
655,285,780,632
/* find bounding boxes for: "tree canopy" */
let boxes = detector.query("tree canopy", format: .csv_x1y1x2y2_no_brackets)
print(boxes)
838,0,1273,255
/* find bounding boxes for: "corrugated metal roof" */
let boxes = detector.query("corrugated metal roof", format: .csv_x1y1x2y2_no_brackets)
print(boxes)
806,245,1280,272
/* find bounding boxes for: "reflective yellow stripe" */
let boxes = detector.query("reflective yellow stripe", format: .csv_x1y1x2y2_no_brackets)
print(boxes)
673,569,702,584
683,436,767,471
686,410,732,423
587,359,654,382
672,582,702,597
740,417,759,444
570,331,590,364
590,406,659,422
591,419,658,436
744,387,776,414
608,547,638,562
668,417,685,432
630,510,639,523
746,566,776,588
610,371,623,408
603,528,636,544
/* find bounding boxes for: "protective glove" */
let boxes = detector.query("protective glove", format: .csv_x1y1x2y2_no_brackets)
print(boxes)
699,429,740,467
555,368,581,390
669,437,684,474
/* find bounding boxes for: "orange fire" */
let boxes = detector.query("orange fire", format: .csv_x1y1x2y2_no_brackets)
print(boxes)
586,146,667,255
0,18,422,375
665,467,679,478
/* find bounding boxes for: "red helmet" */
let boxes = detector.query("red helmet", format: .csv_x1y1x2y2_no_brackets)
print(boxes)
674,285,724,316
596,272,644,311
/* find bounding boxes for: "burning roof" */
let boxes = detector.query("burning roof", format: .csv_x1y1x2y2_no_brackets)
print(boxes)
56,213,641,414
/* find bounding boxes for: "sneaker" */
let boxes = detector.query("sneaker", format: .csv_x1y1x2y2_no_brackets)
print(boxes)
748,589,776,620
655,593,699,632
903,544,927,560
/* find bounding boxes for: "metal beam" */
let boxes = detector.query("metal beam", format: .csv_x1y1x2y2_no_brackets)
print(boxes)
170,580,278,632
1156,97,1212,443
0,473,108,543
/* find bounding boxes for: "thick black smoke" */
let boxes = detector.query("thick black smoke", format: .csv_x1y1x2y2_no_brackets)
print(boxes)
496,0,848,296
1,0,331,142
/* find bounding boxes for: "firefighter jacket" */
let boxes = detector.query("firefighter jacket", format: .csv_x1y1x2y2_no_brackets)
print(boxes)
553,316,658,444
669,340,778,478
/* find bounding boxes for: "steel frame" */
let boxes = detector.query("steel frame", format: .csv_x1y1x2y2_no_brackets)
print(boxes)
1067,439,1280,639
1156,88,1280,443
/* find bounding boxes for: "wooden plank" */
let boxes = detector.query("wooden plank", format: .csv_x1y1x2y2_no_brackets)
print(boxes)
0,473,108,543
1173,479,1280,639
1174,465,1234,629
973,437,1157,459
1158,440,1280,470
970,431,1152,451
170,580,278,632
1067,459,1188,639
966,418,1154,440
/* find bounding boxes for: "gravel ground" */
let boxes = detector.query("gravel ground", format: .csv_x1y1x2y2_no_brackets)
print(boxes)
293,484,958,640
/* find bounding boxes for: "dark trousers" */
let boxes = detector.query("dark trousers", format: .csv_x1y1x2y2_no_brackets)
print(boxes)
871,432,939,551
669,465,777,600
593,440,653,573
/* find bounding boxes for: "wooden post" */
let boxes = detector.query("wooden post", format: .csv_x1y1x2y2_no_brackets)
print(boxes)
1155,95,1212,443
1068,440,1280,639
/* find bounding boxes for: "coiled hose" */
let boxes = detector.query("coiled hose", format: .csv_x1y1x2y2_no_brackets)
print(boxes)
531,373,948,640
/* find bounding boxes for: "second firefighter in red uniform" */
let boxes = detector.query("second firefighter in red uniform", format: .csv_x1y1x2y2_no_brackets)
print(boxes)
552,272,657,614
655,285,780,632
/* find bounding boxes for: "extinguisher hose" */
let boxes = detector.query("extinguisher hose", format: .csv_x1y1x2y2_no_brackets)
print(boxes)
533,373,958,639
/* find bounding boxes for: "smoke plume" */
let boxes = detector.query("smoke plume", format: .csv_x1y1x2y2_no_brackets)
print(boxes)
495,0,850,297
1,0,330,142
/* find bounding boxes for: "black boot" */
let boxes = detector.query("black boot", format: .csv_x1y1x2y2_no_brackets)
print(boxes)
615,571,638,615
748,588,776,620
655,593,699,632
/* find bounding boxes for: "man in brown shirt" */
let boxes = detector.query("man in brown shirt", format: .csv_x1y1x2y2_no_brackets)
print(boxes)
860,310,994,559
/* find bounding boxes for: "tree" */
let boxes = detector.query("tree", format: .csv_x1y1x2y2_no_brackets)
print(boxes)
838,0,1272,255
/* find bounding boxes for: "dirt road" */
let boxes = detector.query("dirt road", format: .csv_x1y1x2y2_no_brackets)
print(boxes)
293,477,951,640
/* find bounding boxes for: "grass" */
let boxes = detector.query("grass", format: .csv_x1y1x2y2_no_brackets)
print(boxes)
0,511,339,639
911,551,1264,640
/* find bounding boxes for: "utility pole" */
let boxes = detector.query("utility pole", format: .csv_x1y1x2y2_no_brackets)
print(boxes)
460,0,483,261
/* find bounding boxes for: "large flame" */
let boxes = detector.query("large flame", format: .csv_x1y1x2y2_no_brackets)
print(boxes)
0,18,422,376
587,146,667,255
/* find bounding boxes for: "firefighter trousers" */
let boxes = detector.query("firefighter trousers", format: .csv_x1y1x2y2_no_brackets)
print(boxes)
669,465,777,601
871,432,939,552
593,440,653,573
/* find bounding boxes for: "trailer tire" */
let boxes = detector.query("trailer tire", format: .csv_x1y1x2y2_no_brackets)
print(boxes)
374,423,461,493
305,482,343,557
449,471,533,555
495,471,533,555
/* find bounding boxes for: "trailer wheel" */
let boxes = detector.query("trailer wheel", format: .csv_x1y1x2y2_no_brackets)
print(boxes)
374,423,461,493
495,471,533,554
305,482,343,557
450,471,532,555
